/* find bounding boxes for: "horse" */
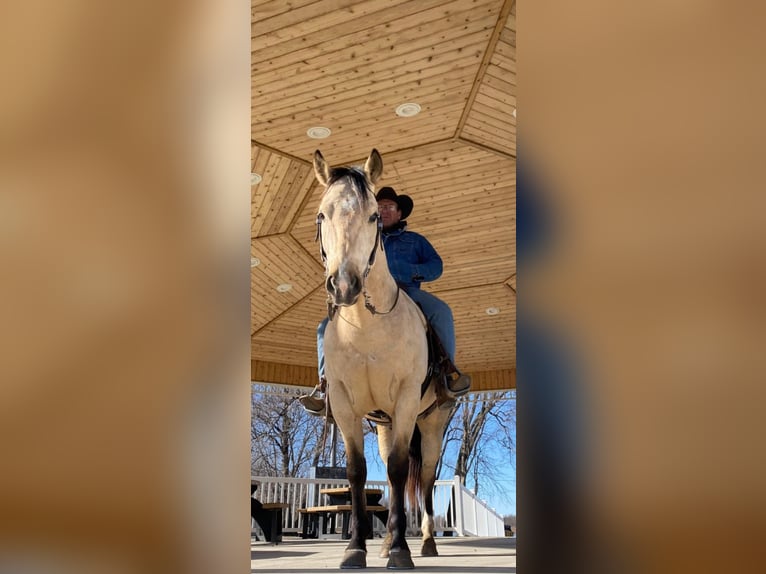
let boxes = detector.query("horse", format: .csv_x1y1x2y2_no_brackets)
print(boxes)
313,148,452,569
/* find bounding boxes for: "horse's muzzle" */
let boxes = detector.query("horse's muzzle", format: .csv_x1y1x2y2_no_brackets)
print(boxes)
326,268,361,306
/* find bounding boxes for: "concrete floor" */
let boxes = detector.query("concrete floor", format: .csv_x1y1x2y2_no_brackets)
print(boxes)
251,536,516,573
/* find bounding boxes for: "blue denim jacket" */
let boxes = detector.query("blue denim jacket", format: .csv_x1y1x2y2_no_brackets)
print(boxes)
381,223,443,289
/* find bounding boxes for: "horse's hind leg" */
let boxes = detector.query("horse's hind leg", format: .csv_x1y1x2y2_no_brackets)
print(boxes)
376,425,394,559
417,410,451,557
420,465,439,556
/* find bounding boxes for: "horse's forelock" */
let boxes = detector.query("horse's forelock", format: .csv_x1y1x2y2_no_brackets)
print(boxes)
326,167,372,205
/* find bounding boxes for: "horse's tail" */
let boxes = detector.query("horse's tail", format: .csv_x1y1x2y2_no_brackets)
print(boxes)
407,423,423,510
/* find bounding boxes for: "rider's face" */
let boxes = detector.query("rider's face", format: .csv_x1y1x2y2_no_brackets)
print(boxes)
378,199,401,228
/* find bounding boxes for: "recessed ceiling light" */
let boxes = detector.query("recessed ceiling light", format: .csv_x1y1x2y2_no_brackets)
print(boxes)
251,173,262,185
276,283,292,293
485,307,500,316
307,126,331,139
395,103,421,117
250,257,260,267
512,108,517,118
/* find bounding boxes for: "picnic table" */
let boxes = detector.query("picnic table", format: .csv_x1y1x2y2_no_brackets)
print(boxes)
300,487,388,539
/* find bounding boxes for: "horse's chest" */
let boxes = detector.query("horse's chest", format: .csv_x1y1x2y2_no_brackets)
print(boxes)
332,341,381,368
328,334,404,374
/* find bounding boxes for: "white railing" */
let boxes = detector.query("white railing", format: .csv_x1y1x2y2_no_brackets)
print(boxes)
252,475,504,538
450,476,505,536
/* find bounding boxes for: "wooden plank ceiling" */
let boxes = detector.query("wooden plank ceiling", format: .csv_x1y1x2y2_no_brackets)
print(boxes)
251,0,516,391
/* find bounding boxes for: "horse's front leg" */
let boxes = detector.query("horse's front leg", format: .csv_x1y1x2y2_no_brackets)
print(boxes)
333,410,370,569
384,419,417,570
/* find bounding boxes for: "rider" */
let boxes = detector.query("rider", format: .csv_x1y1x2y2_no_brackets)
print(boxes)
299,186,471,416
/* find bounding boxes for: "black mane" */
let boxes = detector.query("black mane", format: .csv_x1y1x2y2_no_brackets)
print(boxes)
327,166,371,204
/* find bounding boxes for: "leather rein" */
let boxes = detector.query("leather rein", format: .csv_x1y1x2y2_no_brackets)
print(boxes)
315,211,400,320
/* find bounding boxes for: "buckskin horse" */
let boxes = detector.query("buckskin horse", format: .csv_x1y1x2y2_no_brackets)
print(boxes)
313,149,452,569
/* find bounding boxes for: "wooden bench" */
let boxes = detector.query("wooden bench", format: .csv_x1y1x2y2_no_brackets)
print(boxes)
301,505,388,540
252,502,289,544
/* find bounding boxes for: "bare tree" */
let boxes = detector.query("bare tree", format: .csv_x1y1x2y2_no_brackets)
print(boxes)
251,383,345,477
437,391,516,500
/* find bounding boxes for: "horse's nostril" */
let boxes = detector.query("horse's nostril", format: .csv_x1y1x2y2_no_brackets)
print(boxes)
326,275,335,294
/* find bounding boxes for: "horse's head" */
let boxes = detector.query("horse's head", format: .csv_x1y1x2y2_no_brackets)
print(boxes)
314,149,384,309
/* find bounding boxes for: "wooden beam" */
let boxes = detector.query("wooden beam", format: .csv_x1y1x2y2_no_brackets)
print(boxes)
251,360,515,391
251,360,317,387
251,140,311,165
470,368,516,391
454,0,516,139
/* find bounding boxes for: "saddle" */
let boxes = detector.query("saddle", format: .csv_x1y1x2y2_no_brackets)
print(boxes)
365,318,454,425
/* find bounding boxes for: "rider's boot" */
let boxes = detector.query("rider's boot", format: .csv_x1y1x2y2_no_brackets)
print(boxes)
446,370,472,396
299,377,327,416
437,366,472,410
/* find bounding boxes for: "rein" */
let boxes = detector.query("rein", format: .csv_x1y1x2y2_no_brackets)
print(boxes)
364,283,400,316
316,211,399,320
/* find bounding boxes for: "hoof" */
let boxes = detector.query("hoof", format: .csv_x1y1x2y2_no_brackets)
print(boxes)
420,538,438,557
340,548,367,569
386,548,414,570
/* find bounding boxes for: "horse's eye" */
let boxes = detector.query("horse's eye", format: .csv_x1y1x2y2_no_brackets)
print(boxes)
368,214,378,223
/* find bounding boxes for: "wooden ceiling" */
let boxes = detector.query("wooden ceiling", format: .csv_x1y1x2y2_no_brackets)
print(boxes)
251,0,515,391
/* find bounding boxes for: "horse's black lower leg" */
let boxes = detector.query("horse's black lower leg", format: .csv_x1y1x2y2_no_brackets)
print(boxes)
340,446,370,569
386,448,414,569
420,476,438,556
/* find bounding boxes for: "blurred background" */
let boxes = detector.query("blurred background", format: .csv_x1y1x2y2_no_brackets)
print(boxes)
520,2,766,572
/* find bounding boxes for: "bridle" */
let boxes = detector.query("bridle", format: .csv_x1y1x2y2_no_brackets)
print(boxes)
315,208,400,320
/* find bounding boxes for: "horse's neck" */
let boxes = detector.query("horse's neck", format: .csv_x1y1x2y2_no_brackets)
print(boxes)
347,248,399,321
370,244,399,290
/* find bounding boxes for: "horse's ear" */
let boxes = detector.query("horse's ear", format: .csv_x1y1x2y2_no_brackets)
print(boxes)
313,149,330,186
365,149,383,184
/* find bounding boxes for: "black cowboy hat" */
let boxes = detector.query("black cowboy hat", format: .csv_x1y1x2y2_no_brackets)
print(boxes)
375,187,413,220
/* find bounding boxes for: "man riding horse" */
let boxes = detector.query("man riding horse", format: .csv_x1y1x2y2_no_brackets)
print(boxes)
300,185,471,416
